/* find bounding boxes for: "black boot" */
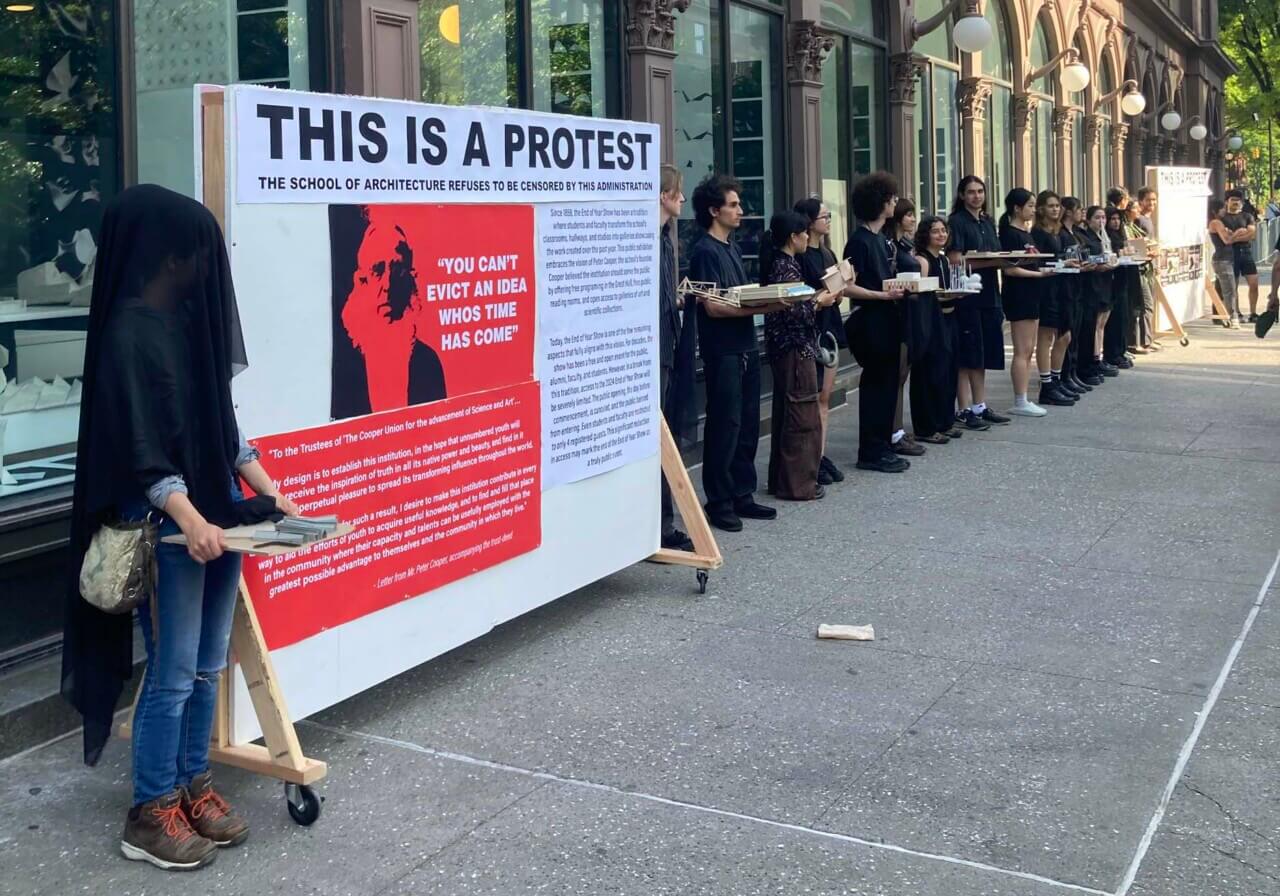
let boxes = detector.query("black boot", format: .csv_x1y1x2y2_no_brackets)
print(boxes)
1039,381,1075,407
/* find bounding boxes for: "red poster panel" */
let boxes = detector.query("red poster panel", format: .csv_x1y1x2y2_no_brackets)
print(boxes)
244,382,541,650
330,203,535,420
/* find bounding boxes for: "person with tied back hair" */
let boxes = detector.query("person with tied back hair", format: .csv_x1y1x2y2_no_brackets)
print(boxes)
656,164,695,551
1058,197,1098,389
687,173,787,532
842,171,908,473
1030,190,1083,407
997,187,1057,417
761,210,835,500
793,197,847,486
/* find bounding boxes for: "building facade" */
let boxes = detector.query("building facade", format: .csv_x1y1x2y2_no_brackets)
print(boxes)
0,0,1232,679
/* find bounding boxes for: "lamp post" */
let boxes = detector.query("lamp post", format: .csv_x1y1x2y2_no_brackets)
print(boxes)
1023,46,1091,94
907,0,992,53
1095,78,1147,118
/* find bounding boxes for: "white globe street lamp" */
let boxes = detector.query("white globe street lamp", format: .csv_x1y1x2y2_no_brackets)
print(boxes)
1120,90,1147,117
952,13,993,53
1188,123,1208,141
1160,111,1182,131
1062,62,1091,94
1229,135,1245,151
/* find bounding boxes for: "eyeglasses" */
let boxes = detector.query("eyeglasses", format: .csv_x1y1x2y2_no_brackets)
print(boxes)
817,214,832,220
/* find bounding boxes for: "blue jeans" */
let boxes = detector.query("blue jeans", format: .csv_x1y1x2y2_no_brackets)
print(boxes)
123,496,242,806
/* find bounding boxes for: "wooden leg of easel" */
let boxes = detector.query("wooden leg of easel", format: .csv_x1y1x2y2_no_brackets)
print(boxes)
649,418,724,573
211,579,326,785
1152,277,1189,346
1205,272,1232,323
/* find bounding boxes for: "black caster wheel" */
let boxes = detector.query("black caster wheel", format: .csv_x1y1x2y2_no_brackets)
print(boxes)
285,782,322,826
696,570,708,594
1179,337,1190,347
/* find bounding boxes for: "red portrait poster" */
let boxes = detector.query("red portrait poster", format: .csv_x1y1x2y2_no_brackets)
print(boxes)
329,203,535,418
245,382,542,650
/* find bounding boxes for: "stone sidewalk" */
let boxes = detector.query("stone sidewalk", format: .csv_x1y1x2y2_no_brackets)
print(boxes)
2,317,1278,896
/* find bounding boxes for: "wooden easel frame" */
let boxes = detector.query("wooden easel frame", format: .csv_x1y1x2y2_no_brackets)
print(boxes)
117,89,325,797
648,418,723,590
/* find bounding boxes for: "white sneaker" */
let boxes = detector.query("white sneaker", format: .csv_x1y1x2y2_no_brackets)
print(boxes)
1008,401,1047,417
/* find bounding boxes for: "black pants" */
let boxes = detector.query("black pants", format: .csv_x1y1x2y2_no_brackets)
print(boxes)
1104,278,1131,362
937,313,959,426
659,367,675,537
846,307,901,463
701,350,761,515
909,326,952,438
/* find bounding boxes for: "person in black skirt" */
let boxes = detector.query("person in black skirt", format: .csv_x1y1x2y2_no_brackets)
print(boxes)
911,215,961,443
794,198,847,486
947,175,1008,430
997,188,1057,417
1030,190,1082,407
1104,206,1136,369
1059,198,1098,388
1075,205,1120,380
889,199,926,456
842,172,909,473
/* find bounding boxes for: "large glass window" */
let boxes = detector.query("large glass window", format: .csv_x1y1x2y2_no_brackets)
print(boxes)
915,71,930,213
820,0,882,39
728,3,783,276
912,0,960,216
1071,108,1085,196
530,1,621,117
673,0,723,266
134,0,321,196
932,67,960,214
986,85,1012,207
820,41,850,254
848,42,885,177
420,0,520,107
0,2,119,504
1097,59,1115,191
1034,101,1054,190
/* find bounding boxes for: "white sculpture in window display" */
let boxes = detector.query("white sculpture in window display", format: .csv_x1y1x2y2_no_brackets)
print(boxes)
16,228,96,306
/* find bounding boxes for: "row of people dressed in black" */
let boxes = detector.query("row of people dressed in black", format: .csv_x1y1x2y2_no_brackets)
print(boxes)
662,169,1153,535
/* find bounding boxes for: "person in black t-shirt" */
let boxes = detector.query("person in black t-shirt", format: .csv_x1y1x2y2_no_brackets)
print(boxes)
947,175,1009,430
1224,189,1260,323
842,172,909,473
687,174,787,532
1030,190,1084,406
997,187,1057,417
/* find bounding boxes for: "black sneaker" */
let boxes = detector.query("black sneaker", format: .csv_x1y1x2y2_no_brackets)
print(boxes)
856,454,909,473
958,409,991,431
817,466,833,486
980,408,1011,425
1249,312,1260,324
820,455,846,483
1098,363,1119,378
706,509,743,532
661,530,695,552
733,499,777,521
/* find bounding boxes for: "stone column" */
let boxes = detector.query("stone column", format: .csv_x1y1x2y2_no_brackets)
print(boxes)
1128,124,1148,187
1111,122,1129,192
1012,94,1040,189
958,76,994,183
625,0,691,165
786,16,835,202
888,52,927,202
1053,107,1076,196
1084,114,1104,199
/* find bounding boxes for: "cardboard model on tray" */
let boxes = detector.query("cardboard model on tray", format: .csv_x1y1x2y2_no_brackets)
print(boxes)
679,278,815,308
821,259,855,294
883,276,941,293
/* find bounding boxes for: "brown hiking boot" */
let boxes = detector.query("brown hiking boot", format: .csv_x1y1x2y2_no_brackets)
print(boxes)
181,771,249,847
121,790,217,871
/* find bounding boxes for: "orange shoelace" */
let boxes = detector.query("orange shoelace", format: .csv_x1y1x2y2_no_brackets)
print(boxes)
189,787,231,822
151,801,196,842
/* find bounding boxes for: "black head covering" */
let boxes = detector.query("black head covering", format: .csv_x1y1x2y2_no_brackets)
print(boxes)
61,184,247,765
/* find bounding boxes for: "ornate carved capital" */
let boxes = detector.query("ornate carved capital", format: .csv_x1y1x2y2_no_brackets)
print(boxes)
889,52,927,105
1052,107,1075,142
626,0,692,53
1111,122,1129,154
1013,94,1040,130
787,20,835,85
1084,115,1104,150
957,77,994,123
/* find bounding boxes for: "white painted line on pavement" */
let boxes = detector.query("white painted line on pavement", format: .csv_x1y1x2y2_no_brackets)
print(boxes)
1115,543,1280,895
303,719,1110,896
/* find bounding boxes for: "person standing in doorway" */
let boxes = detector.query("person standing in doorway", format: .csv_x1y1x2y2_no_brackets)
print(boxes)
947,175,1009,430
656,165,694,551
842,172,908,473
688,174,785,532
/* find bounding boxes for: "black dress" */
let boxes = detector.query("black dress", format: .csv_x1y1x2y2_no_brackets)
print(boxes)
843,226,902,464
1075,227,1113,313
998,223,1040,322
948,208,1005,371
1031,226,1068,331
909,251,953,437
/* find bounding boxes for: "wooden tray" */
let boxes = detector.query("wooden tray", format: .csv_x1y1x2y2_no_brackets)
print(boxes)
163,522,356,557
964,251,1040,260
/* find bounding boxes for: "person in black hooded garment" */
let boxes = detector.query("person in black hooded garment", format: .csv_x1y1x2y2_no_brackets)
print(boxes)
62,184,298,871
